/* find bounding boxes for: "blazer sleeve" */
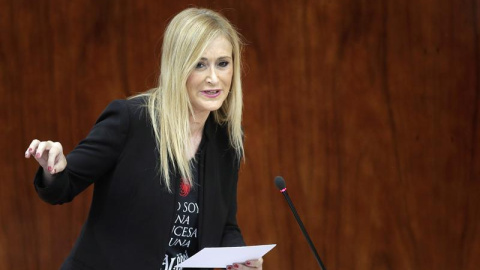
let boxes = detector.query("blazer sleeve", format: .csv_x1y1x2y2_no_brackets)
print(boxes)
220,158,246,247
34,100,130,205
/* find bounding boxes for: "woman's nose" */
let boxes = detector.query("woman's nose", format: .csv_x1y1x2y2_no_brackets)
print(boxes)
206,67,219,84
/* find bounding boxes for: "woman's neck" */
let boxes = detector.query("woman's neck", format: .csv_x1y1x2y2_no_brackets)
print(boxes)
188,111,210,159
189,111,209,135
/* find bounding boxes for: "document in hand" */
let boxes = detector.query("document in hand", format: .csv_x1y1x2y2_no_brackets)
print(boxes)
175,244,276,268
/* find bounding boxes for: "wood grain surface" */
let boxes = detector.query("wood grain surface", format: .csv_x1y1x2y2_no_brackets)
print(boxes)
1,0,479,269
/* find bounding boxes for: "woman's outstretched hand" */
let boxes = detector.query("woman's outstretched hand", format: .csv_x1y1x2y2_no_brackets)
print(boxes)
226,258,263,270
25,139,67,182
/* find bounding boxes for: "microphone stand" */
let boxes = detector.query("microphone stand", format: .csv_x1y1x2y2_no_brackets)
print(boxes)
280,189,327,270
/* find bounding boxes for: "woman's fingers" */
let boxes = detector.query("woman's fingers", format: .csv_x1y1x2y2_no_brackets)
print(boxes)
35,140,52,159
25,140,66,174
227,258,263,269
25,139,41,158
246,258,263,268
53,155,67,174
49,142,66,174
32,141,51,168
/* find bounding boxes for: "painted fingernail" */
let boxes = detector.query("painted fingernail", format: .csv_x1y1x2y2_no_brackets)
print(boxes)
246,261,251,265
36,153,41,158
29,148,33,152
227,266,232,270
233,264,239,268
48,166,52,172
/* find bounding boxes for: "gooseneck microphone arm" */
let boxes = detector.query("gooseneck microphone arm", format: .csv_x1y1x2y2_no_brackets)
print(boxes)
274,176,327,270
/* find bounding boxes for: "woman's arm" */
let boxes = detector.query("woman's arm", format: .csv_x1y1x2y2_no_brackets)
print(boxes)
25,100,130,204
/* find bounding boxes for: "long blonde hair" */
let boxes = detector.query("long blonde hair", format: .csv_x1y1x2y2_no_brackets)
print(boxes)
146,8,244,192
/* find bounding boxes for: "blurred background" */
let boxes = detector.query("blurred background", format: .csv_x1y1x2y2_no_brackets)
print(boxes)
1,0,479,269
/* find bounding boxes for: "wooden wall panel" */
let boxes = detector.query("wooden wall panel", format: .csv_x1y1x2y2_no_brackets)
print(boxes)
1,0,479,269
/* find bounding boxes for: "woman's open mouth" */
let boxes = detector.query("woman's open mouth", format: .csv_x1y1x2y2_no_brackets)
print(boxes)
201,90,221,98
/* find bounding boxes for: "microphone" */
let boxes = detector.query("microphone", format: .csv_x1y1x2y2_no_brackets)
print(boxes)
274,176,327,270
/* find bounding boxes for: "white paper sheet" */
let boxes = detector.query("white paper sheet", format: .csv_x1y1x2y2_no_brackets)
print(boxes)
175,244,276,269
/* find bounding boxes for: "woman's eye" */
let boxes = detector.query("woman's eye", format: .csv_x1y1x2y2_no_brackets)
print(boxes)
218,61,229,68
195,62,206,69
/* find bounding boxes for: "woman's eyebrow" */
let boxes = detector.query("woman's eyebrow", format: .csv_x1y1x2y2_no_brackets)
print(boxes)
199,56,232,61
218,56,233,60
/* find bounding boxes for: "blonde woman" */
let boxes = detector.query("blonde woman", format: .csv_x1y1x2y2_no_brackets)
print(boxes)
25,8,263,270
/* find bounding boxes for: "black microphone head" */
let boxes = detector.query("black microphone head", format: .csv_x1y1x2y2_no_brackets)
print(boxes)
274,176,286,190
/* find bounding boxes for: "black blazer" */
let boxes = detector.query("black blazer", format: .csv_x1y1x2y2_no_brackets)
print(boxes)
34,97,245,270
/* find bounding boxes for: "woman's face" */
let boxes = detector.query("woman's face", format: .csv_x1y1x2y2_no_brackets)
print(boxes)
187,35,233,116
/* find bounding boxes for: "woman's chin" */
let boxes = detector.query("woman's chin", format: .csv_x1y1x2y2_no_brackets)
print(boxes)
192,101,225,115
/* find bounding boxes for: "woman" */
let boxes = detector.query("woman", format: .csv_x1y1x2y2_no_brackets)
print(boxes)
25,8,262,270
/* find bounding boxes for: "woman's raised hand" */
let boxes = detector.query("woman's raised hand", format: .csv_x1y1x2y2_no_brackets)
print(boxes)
25,139,67,177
